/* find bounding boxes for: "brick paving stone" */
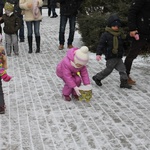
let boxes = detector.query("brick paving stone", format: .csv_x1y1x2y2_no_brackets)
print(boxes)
0,8,150,150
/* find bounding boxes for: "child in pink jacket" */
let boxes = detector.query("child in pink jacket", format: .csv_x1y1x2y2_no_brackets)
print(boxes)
56,46,91,101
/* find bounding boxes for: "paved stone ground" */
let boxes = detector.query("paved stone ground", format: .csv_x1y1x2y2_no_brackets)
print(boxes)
0,9,150,150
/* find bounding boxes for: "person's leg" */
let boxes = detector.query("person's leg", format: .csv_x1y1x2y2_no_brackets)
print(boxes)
59,15,68,49
93,59,118,86
12,33,19,55
50,6,58,17
72,75,81,99
34,21,41,53
124,39,146,75
0,4,4,17
115,59,131,88
0,77,5,114
67,15,76,47
26,21,33,53
5,34,12,56
19,15,25,42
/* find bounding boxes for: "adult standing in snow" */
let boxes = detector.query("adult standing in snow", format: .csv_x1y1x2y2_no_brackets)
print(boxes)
57,0,83,50
19,0,43,53
124,0,150,85
47,0,58,18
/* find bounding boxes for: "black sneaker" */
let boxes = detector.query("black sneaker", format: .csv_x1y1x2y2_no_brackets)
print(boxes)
20,39,24,42
92,76,102,86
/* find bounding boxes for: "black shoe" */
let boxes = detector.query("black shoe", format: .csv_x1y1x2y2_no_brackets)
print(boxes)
120,80,132,89
20,39,24,42
50,14,58,18
92,76,102,86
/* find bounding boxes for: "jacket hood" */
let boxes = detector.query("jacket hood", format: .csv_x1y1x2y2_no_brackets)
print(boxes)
107,14,121,27
66,47,78,62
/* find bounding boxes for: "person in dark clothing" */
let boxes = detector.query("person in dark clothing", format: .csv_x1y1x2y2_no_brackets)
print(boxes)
124,0,150,85
0,0,5,17
7,0,25,42
0,77,5,114
48,0,58,18
0,17,5,114
57,0,83,50
92,14,131,89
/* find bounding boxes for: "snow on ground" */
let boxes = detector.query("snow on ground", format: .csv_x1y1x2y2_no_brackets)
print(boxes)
0,8,150,150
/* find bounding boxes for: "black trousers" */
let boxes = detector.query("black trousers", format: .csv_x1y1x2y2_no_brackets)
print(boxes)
0,77,4,106
124,38,150,75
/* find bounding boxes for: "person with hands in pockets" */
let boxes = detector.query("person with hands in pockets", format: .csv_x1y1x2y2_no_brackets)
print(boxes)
56,46,91,101
92,14,131,89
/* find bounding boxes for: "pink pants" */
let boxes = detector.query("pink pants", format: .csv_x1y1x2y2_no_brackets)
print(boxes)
62,75,81,96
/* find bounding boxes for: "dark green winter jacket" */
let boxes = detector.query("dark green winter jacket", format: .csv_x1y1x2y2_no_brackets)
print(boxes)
0,13,21,34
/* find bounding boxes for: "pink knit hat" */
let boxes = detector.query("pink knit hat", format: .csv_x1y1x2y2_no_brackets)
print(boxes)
74,46,89,66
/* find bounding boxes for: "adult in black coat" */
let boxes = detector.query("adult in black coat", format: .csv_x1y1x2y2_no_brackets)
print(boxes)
124,0,150,84
57,0,83,50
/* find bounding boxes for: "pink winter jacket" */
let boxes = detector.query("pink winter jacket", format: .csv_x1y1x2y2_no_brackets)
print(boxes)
56,48,90,88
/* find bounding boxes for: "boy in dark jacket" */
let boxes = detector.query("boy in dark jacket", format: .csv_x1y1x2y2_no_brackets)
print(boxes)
92,14,131,89
0,2,21,56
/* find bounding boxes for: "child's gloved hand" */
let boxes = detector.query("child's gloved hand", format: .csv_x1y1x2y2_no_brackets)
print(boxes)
74,86,81,96
2,74,12,82
96,55,101,61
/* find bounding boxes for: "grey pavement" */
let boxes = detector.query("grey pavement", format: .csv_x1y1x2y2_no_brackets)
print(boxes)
0,8,150,150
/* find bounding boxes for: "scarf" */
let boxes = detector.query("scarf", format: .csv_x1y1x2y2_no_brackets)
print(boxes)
105,27,126,54
32,0,40,19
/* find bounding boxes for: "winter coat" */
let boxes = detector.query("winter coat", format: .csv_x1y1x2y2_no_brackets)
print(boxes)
56,48,90,88
128,0,150,40
56,0,83,16
19,0,43,21
48,0,57,8
0,13,21,34
96,31,125,60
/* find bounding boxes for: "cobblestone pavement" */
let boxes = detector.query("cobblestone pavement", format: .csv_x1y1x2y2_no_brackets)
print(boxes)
0,9,150,150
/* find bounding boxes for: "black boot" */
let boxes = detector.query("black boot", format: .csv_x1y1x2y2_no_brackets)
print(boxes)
92,76,102,86
120,79,132,89
35,36,40,53
28,36,32,53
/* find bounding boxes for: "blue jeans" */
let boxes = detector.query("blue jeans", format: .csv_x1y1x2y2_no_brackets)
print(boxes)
26,21,40,37
59,15,76,45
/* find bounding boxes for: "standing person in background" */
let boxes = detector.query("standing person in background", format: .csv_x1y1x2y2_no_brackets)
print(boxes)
124,0,150,85
19,0,43,53
57,0,83,50
0,0,5,17
7,0,25,42
48,0,58,18
0,2,21,56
